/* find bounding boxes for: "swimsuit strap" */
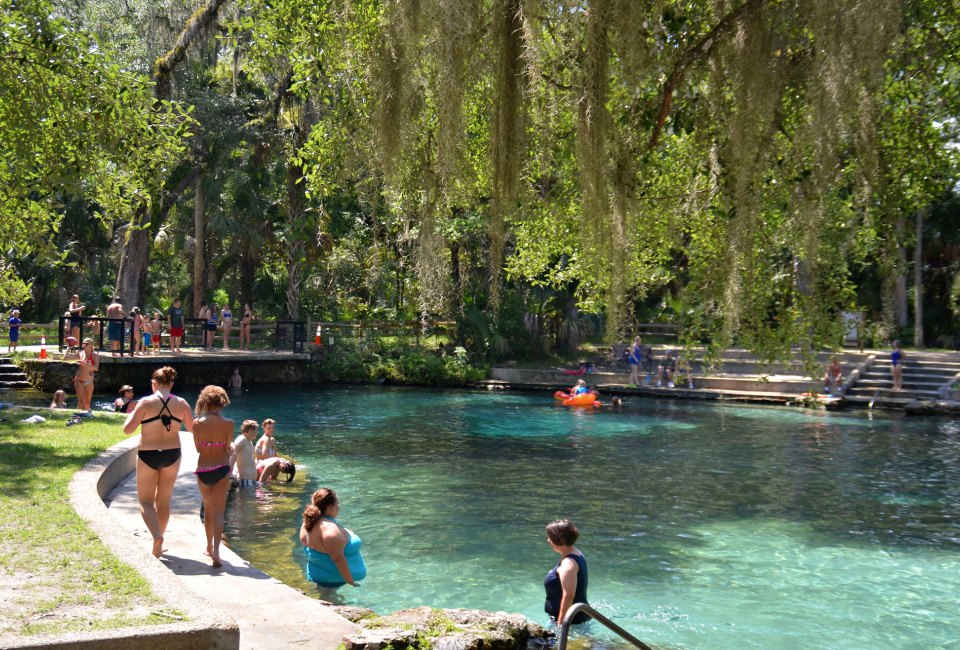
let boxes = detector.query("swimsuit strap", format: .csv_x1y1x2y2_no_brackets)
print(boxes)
141,395,183,431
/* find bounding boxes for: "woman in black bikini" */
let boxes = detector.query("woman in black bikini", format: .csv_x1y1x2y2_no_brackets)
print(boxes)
114,385,137,413
122,366,194,558
192,385,234,567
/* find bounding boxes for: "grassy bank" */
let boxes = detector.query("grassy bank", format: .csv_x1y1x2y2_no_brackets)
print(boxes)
0,409,180,638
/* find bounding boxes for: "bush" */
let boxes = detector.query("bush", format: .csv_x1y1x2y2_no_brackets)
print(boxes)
314,338,488,386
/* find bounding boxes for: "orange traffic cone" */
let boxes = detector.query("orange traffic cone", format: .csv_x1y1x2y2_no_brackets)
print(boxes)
39,335,48,359
314,325,322,346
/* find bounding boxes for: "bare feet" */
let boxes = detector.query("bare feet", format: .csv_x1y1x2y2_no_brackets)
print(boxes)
152,537,164,558
211,550,222,567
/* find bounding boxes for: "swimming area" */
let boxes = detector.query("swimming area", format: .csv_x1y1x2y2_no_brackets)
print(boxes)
216,386,960,649
11,384,959,648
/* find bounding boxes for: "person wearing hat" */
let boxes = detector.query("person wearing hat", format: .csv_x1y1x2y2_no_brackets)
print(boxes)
7,310,21,352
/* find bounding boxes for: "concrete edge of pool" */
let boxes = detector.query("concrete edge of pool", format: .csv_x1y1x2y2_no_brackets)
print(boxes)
3,434,360,650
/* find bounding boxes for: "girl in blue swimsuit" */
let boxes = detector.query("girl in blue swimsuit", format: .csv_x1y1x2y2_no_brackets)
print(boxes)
890,340,904,391
300,488,366,588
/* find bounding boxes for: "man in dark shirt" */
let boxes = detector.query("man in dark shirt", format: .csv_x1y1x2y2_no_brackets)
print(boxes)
167,298,185,353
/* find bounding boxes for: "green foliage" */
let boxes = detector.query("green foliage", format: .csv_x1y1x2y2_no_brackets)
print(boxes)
0,0,190,308
315,337,488,386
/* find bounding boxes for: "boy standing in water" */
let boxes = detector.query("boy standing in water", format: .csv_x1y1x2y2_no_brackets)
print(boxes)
231,419,260,487
255,418,277,460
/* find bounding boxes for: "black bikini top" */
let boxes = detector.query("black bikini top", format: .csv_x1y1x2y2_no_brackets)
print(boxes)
142,395,182,431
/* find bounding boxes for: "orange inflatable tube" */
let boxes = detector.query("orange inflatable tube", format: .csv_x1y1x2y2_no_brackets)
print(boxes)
553,391,602,407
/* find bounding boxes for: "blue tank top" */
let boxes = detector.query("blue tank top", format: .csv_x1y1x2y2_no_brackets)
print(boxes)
544,553,589,624
891,349,902,366
304,517,366,587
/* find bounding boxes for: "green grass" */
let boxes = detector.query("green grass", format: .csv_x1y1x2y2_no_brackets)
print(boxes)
0,409,183,637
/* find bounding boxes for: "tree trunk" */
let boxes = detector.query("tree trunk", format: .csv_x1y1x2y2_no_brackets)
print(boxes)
284,156,307,320
913,210,924,348
193,172,206,314
895,213,909,329
114,206,150,310
114,0,229,311
450,241,463,317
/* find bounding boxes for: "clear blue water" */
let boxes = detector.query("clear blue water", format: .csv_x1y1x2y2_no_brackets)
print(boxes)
10,385,960,647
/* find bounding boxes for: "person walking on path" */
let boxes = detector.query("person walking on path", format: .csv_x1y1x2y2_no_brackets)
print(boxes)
167,298,185,353
73,338,99,412
192,385,234,568
122,366,194,558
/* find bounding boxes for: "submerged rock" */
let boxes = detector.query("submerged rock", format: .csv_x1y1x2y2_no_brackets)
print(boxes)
342,606,552,650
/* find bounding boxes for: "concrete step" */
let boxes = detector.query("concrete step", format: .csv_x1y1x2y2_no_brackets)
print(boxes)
0,380,32,389
844,394,916,407
846,388,940,400
854,378,946,390
861,370,955,382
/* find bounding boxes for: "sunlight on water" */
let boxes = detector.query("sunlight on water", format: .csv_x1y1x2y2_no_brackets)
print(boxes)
119,384,958,650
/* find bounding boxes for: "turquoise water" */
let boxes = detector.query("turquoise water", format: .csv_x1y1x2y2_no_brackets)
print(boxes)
10,385,959,647
211,387,960,649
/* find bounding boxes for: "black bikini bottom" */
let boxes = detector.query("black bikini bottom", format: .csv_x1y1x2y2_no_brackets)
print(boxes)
195,465,230,486
138,448,182,470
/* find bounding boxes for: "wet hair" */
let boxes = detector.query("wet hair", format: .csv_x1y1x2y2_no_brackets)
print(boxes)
194,384,229,416
152,366,177,386
279,460,296,482
546,519,580,546
263,418,276,426
241,419,259,434
303,487,338,531
118,385,133,395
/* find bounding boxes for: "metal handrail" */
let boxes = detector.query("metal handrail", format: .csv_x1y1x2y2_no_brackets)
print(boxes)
556,603,654,650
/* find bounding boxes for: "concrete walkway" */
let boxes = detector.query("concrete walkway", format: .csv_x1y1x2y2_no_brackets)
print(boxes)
104,433,358,649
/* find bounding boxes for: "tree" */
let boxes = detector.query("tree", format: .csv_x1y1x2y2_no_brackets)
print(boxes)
0,0,188,309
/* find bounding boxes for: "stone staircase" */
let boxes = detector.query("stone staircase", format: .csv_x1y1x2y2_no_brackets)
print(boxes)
0,357,31,389
843,352,960,408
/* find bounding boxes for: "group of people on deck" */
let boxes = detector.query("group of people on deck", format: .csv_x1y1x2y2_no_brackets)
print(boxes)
58,295,254,356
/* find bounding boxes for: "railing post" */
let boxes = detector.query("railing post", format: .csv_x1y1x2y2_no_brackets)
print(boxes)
556,604,653,650
274,321,280,353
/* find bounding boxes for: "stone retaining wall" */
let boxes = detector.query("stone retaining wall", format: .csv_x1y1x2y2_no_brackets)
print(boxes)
21,359,320,393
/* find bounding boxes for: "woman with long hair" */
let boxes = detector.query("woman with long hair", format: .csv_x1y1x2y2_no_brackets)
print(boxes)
239,303,252,351
192,385,234,567
300,488,366,588
123,366,194,557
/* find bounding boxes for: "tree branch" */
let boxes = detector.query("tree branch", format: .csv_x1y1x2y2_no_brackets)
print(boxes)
153,0,230,101
648,0,770,150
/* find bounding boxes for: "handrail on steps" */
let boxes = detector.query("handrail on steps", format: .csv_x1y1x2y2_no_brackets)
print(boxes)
556,603,655,650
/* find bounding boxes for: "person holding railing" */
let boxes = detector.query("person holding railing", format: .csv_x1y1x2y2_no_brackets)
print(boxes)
544,519,590,626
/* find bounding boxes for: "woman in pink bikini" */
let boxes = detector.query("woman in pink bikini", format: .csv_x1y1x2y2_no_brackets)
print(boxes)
192,385,234,567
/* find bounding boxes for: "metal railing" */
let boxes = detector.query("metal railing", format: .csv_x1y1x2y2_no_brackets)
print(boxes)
57,316,306,355
556,603,654,650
